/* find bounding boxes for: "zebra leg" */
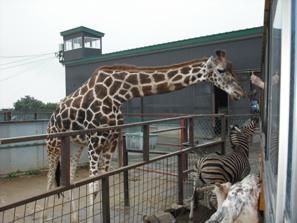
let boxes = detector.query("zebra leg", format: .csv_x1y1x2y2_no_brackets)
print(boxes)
205,190,216,209
208,192,218,209
189,179,198,220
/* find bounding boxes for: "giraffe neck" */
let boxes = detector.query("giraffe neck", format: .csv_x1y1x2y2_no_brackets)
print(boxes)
94,59,208,107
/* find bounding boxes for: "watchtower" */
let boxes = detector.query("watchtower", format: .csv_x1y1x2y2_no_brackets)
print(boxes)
59,26,104,63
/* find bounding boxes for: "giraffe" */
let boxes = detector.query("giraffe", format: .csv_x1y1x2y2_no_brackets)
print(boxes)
45,50,244,222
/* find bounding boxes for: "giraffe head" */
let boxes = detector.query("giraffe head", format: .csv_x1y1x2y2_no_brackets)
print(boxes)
205,50,245,100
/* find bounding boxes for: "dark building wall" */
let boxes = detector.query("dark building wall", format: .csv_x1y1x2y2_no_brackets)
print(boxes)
65,34,262,115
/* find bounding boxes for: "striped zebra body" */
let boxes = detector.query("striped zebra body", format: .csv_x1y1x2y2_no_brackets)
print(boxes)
189,118,257,219
195,118,256,184
195,150,250,184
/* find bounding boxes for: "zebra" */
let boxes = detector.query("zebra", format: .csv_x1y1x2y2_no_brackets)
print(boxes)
189,118,257,220
229,117,259,146
196,118,256,184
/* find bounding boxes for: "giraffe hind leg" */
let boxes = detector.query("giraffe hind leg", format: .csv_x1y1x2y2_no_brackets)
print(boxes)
41,146,60,222
69,145,84,223
47,147,61,191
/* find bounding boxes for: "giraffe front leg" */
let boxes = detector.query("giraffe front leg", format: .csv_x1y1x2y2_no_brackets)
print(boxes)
87,136,105,223
86,134,118,222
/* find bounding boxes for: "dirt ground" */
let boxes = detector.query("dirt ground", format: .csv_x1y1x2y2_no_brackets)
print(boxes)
0,168,89,208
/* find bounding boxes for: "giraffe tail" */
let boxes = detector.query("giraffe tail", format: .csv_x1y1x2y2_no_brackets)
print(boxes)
55,161,64,198
55,161,61,187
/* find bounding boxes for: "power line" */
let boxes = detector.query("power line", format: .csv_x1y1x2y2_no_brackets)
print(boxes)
0,53,56,66
0,55,56,71
0,52,56,58
0,57,56,82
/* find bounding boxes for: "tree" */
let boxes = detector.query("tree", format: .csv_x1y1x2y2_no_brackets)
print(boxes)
13,95,57,112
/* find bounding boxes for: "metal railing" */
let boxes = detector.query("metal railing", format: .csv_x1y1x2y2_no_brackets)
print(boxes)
0,113,257,222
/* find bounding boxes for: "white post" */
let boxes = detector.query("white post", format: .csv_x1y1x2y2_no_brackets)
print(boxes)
276,0,291,222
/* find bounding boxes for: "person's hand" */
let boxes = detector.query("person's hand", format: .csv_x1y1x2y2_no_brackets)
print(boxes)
250,72,264,89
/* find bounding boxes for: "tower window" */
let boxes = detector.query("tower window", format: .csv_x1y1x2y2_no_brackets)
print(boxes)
64,39,72,51
84,37,101,49
73,37,82,49
64,37,82,51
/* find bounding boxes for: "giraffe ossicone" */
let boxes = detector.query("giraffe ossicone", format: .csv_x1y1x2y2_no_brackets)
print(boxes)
44,50,244,221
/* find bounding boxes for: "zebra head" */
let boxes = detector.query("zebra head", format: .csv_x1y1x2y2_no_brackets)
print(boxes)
229,124,241,148
229,118,257,149
241,118,257,137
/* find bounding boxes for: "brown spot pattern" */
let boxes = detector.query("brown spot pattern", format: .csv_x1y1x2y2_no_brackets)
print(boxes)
131,87,141,97
104,77,113,86
94,84,107,99
126,75,138,85
153,73,165,82
80,85,88,95
167,70,178,78
142,85,152,95
157,83,169,92
103,97,112,108
90,100,102,112
88,75,97,88
72,96,82,108
181,66,191,74
184,76,190,84
82,90,94,109
172,75,182,82
109,81,122,95
113,72,126,80
97,72,109,82
139,73,151,84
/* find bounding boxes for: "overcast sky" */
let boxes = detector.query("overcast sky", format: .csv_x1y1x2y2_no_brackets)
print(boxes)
0,0,265,109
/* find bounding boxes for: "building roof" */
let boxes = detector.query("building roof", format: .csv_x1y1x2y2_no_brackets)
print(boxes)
61,26,105,38
64,26,263,66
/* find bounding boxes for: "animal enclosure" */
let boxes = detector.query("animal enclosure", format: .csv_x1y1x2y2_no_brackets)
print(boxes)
0,114,259,223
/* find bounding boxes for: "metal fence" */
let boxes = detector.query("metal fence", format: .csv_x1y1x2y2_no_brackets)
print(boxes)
0,113,224,175
0,114,256,223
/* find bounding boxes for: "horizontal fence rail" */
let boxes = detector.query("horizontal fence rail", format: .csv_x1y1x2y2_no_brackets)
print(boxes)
0,114,225,144
0,113,258,223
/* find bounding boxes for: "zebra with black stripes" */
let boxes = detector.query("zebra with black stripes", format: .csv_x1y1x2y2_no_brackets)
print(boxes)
196,118,256,184
189,118,257,219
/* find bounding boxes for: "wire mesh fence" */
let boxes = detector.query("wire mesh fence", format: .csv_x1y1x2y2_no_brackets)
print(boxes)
0,154,181,223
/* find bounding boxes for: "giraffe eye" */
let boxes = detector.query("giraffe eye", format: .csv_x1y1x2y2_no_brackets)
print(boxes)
218,69,225,73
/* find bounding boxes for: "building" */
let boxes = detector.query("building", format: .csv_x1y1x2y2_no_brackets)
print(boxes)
261,0,297,222
59,26,263,115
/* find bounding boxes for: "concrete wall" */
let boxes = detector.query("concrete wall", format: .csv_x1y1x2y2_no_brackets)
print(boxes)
0,121,89,175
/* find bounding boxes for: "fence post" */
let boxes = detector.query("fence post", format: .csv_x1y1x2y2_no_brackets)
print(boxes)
220,115,226,154
122,135,130,207
188,118,194,147
4,112,11,121
177,153,184,205
180,119,188,178
102,176,110,223
60,136,71,187
180,119,187,146
118,130,124,167
143,124,150,162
